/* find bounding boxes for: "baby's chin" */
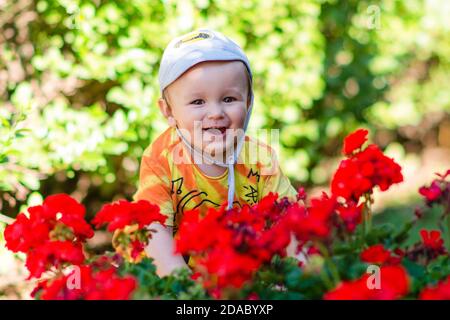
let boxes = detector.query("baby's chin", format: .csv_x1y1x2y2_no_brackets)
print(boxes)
197,140,238,163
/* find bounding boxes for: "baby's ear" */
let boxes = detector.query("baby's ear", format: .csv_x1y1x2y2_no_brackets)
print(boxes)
158,97,176,127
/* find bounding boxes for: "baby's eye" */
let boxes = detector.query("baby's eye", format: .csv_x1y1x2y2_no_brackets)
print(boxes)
223,96,236,103
190,99,204,105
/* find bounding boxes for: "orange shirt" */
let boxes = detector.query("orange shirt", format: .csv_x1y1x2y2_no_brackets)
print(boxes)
133,126,297,234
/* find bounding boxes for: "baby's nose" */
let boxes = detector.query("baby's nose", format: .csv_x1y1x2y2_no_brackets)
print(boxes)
206,103,225,119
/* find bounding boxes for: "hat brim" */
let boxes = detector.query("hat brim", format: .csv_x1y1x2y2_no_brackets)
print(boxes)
160,48,253,94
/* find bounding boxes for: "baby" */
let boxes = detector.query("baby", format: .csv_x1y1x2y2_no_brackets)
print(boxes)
133,29,298,276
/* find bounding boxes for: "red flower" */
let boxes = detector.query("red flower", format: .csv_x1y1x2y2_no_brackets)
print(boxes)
4,194,93,254
34,277,74,300
175,193,297,292
287,193,336,241
356,145,403,191
254,220,292,260
388,248,405,265
360,244,392,265
331,144,403,202
419,276,450,300
419,181,442,202
4,212,51,253
420,229,445,251
336,201,363,232
130,240,145,260
201,248,262,289
342,129,369,156
41,194,94,241
296,187,307,201
306,245,321,256
25,241,85,279
35,265,136,300
190,272,202,281
57,215,94,241
254,192,280,216
324,265,410,300
247,292,259,300
175,207,230,254
92,199,166,232
87,268,136,300
42,194,86,217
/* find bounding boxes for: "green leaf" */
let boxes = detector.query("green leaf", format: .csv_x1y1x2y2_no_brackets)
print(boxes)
402,259,426,279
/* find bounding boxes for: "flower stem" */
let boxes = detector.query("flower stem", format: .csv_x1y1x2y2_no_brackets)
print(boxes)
319,266,333,290
360,194,373,247
360,213,366,247
316,242,340,287
365,193,373,234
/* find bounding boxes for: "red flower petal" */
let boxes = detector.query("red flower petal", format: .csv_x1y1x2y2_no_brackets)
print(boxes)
342,129,369,156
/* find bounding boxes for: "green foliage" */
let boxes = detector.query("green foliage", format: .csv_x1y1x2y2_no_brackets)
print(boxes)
1,0,449,216
119,257,209,299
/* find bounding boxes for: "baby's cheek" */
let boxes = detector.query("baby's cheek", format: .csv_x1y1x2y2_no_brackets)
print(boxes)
179,117,201,134
231,113,247,130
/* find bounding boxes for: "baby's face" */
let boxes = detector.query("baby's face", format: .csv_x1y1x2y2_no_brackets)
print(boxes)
161,60,250,160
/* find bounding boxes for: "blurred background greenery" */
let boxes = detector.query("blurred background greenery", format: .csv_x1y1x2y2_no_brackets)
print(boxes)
1,0,450,298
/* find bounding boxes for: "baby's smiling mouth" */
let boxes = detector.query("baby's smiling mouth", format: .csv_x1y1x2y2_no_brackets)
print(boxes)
202,126,228,135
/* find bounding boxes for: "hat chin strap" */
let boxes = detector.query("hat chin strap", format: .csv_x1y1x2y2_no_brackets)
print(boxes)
174,102,253,210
